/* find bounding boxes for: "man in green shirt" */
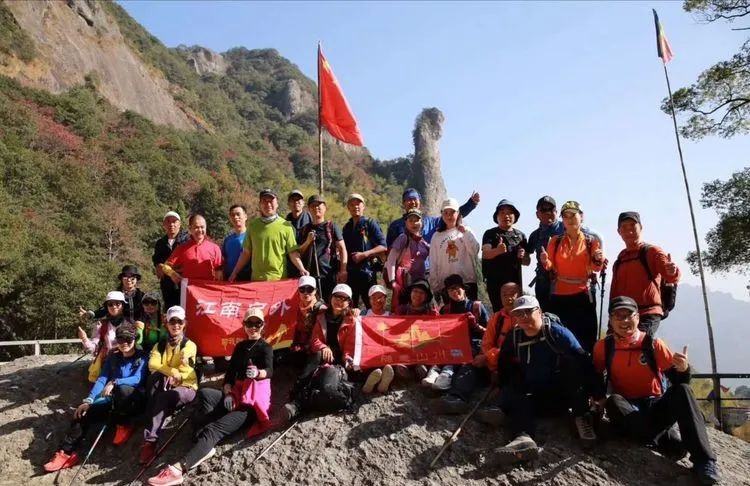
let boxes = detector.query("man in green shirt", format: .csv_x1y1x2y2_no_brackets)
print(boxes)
228,189,309,282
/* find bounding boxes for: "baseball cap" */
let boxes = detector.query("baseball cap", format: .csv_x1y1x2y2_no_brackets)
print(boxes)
115,323,137,341
105,291,127,303
536,196,556,210
347,193,365,204
609,296,639,314
307,194,326,205
368,285,387,297
243,307,265,323
259,188,277,199
402,188,421,201
512,295,540,312
163,211,181,221
298,275,317,288
560,201,583,214
405,208,422,219
441,198,460,212
288,189,304,200
618,211,641,226
331,283,353,300
166,306,186,322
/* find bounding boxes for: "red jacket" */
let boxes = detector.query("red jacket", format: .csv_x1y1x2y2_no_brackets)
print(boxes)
610,242,680,316
309,311,356,362
481,309,515,371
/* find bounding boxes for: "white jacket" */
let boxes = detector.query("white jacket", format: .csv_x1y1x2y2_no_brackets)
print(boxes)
428,227,480,294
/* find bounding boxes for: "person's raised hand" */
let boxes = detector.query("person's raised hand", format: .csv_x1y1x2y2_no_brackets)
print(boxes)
672,345,689,372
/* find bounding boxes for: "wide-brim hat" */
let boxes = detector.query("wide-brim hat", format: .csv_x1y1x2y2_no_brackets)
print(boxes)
493,199,520,224
118,265,141,281
407,279,433,303
444,274,468,291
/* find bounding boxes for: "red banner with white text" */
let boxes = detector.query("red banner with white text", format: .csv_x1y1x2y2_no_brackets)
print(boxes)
181,279,299,356
351,315,472,369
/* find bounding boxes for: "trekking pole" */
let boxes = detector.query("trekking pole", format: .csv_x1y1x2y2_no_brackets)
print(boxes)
312,244,322,300
253,421,299,462
128,416,190,486
66,422,107,486
56,353,89,375
429,387,493,468
596,261,608,341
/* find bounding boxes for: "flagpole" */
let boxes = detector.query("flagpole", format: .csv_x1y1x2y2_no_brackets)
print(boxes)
317,41,324,196
661,61,721,427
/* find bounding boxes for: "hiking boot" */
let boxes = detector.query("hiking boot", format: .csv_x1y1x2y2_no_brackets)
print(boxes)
362,368,383,394
475,405,505,426
139,441,157,465
421,367,440,387
377,365,395,393
190,447,216,469
574,413,597,447
43,450,79,473
112,424,136,446
434,394,470,415
148,464,184,486
284,401,301,421
414,365,429,379
493,433,540,463
432,369,454,391
693,459,720,485
654,425,687,461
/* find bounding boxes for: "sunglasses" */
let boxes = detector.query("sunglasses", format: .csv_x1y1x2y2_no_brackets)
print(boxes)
168,319,185,326
298,286,316,295
243,320,263,329
332,294,350,301
538,206,555,213
512,307,538,318
116,337,135,345
106,301,123,307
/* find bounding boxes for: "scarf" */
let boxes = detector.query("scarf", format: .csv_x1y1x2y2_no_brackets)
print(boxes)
168,332,183,347
260,214,279,224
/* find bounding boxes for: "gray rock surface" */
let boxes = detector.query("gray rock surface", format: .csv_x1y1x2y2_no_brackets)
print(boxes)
277,79,316,120
411,108,447,215
1,354,748,485
0,0,194,130
181,46,228,76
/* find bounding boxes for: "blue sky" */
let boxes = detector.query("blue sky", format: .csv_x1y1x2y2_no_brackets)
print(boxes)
120,1,749,301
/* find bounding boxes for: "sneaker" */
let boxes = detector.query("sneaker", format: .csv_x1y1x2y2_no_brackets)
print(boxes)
362,368,383,394
189,447,216,469
421,367,440,387
414,365,429,380
112,424,135,446
147,464,184,486
284,401,300,421
139,441,157,465
693,459,720,485
493,433,540,463
432,369,454,391
475,405,505,426
654,425,687,461
377,365,395,393
434,394,470,415
574,413,597,447
43,450,79,473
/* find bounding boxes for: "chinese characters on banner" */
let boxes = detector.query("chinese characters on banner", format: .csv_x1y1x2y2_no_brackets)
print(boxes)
181,279,299,356
351,315,472,369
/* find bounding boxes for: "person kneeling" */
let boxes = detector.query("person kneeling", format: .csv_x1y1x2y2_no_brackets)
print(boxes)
139,306,198,465
148,308,273,486
44,324,147,472
492,295,598,464
593,296,720,485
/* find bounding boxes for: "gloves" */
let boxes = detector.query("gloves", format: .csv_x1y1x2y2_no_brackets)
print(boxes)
223,394,234,411
246,365,259,380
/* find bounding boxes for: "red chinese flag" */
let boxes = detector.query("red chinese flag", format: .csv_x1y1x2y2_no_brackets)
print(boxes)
182,279,299,356
350,315,472,369
318,45,364,146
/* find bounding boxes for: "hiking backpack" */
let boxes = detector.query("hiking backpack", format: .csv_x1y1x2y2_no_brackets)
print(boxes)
612,244,677,319
302,364,355,414
603,333,666,395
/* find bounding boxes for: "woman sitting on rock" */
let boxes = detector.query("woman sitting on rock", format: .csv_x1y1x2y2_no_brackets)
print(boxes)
147,307,273,486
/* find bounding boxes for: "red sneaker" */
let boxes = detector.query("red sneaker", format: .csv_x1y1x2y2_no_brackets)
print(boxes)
43,450,79,472
147,464,184,486
112,424,135,446
139,441,157,465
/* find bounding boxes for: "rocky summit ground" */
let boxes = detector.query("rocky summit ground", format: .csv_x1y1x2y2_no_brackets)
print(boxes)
0,355,748,486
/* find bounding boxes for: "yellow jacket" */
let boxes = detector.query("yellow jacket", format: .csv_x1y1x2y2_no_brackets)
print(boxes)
148,338,198,390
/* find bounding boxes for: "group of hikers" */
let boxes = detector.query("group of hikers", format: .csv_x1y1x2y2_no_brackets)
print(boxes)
43,187,720,485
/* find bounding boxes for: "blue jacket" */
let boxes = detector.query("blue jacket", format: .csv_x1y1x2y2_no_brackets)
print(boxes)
386,197,477,248
342,216,387,278
87,349,148,401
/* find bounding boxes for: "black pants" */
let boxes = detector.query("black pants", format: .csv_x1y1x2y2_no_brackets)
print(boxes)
486,280,502,314
184,388,256,469
606,384,716,464
160,278,181,310
61,385,146,453
448,365,490,402
638,314,662,336
533,277,553,314
549,291,598,353
348,272,377,309
496,366,589,439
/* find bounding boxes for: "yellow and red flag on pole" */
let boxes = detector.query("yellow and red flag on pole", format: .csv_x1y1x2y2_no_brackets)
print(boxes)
318,45,364,146
652,9,673,64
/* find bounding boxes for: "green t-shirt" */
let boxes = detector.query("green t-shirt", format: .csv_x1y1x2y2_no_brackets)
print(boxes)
244,217,299,281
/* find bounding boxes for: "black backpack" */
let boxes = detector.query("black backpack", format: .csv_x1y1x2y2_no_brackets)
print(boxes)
604,333,666,395
613,244,677,319
303,364,354,414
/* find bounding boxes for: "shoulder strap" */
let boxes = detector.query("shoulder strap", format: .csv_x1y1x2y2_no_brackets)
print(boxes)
639,244,655,281
471,301,481,321
604,334,616,381
326,221,335,258
552,235,562,261
541,319,562,355
641,334,663,393
157,336,167,355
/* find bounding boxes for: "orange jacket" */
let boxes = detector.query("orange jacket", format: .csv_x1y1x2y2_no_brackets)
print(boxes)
542,232,603,295
610,243,680,316
482,309,515,371
309,311,356,363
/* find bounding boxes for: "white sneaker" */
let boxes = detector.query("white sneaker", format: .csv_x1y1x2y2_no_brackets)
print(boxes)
377,365,395,393
421,367,440,387
362,368,383,394
432,369,454,391
189,447,216,469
